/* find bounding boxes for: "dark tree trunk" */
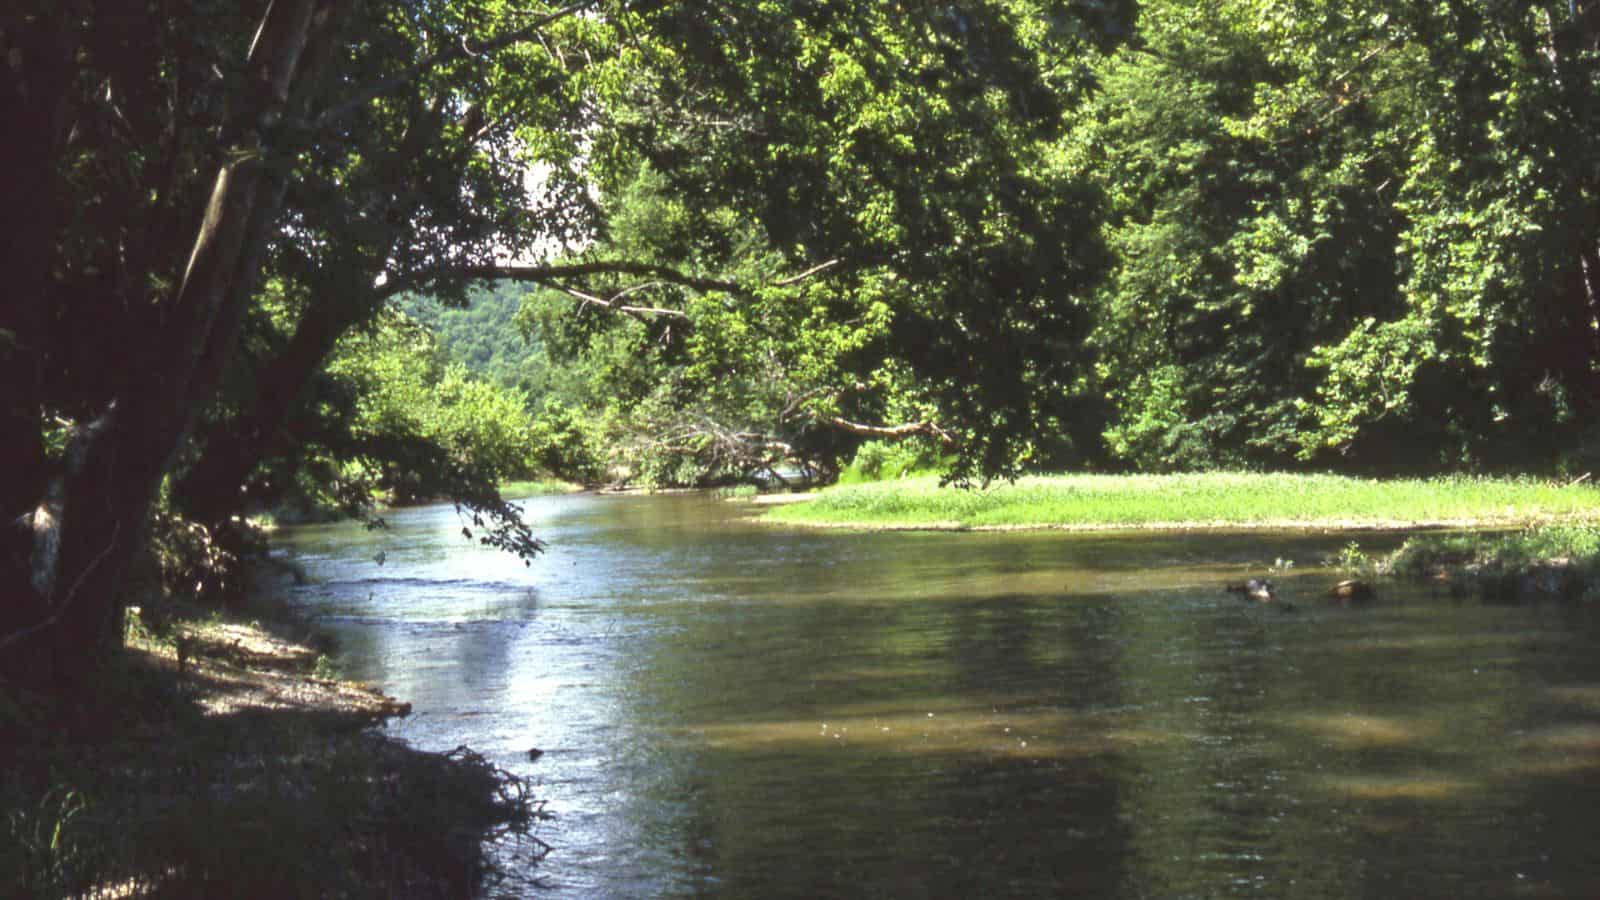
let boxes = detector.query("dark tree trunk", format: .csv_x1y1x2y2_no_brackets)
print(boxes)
0,0,351,689
175,283,380,525
0,6,83,679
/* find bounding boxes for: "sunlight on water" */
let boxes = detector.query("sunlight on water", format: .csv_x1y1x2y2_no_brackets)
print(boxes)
687,707,1142,760
1312,773,1478,801
267,493,1600,899
1544,683,1600,711
1283,712,1442,747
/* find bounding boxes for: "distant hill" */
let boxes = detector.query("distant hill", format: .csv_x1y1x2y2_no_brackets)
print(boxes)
400,284,546,396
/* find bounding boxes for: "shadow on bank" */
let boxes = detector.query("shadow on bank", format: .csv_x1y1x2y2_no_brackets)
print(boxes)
0,613,545,899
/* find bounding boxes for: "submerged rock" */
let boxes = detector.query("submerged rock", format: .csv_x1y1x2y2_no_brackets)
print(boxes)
1225,578,1277,602
1328,579,1376,605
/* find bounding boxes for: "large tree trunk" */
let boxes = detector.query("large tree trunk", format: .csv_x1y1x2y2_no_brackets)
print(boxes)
0,6,88,680
176,93,450,527
0,0,350,689
175,282,380,526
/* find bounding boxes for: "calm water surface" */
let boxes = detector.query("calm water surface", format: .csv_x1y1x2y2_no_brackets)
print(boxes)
267,492,1600,898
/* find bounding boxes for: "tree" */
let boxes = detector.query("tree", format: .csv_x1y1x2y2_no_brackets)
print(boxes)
1070,0,1404,469
0,1,598,686
565,0,1124,481
1,0,353,685
1069,0,1600,472
171,1,601,540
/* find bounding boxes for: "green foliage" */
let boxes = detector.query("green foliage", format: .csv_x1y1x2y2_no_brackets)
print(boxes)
513,162,902,486
2,784,94,898
1326,540,1376,577
1062,0,1600,473
402,285,549,395
585,2,1118,482
318,313,540,505
838,441,944,485
527,400,606,484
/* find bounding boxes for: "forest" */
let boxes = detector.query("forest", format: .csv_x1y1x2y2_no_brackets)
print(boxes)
6,0,1600,681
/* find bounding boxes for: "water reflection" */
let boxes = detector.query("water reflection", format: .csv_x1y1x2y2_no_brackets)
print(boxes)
267,493,1600,898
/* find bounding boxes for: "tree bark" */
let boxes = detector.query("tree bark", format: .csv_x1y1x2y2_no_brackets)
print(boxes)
0,6,86,675
176,277,377,525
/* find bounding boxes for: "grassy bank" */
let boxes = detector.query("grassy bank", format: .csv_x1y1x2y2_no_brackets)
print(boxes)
764,472,1600,531
499,477,584,497
1,604,543,897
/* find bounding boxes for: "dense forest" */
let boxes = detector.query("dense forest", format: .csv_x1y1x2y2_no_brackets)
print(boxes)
6,0,1600,679
414,0,1600,488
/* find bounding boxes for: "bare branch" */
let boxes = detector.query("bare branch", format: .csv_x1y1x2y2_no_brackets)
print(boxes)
825,416,958,447
469,261,744,294
772,258,842,286
383,254,852,305
555,283,688,320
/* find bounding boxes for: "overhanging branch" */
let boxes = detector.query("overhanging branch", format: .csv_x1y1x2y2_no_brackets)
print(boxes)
554,282,689,320
472,262,745,295
824,416,957,447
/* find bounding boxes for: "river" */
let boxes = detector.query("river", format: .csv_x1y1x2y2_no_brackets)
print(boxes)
267,491,1600,898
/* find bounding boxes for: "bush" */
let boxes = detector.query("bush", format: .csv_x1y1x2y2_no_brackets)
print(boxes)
837,440,941,484
528,400,605,484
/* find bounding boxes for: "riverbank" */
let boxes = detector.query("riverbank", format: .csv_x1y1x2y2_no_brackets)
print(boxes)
1,599,542,897
761,472,1600,531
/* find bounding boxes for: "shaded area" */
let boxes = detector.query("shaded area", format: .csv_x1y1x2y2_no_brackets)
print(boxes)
0,617,540,898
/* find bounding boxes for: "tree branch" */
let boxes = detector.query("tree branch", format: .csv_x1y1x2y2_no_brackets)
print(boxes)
474,262,745,294
554,283,689,320
772,258,841,286
825,416,957,446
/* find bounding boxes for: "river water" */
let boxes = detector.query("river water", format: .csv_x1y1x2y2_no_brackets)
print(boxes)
267,492,1600,898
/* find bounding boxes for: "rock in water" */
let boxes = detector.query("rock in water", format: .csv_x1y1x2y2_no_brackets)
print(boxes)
1225,578,1276,602
1328,579,1375,605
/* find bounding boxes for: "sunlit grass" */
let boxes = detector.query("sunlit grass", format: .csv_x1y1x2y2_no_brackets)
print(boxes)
499,478,583,497
766,472,1600,531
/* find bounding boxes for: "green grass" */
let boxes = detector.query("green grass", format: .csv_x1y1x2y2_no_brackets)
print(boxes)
499,478,584,497
764,472,1600,531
